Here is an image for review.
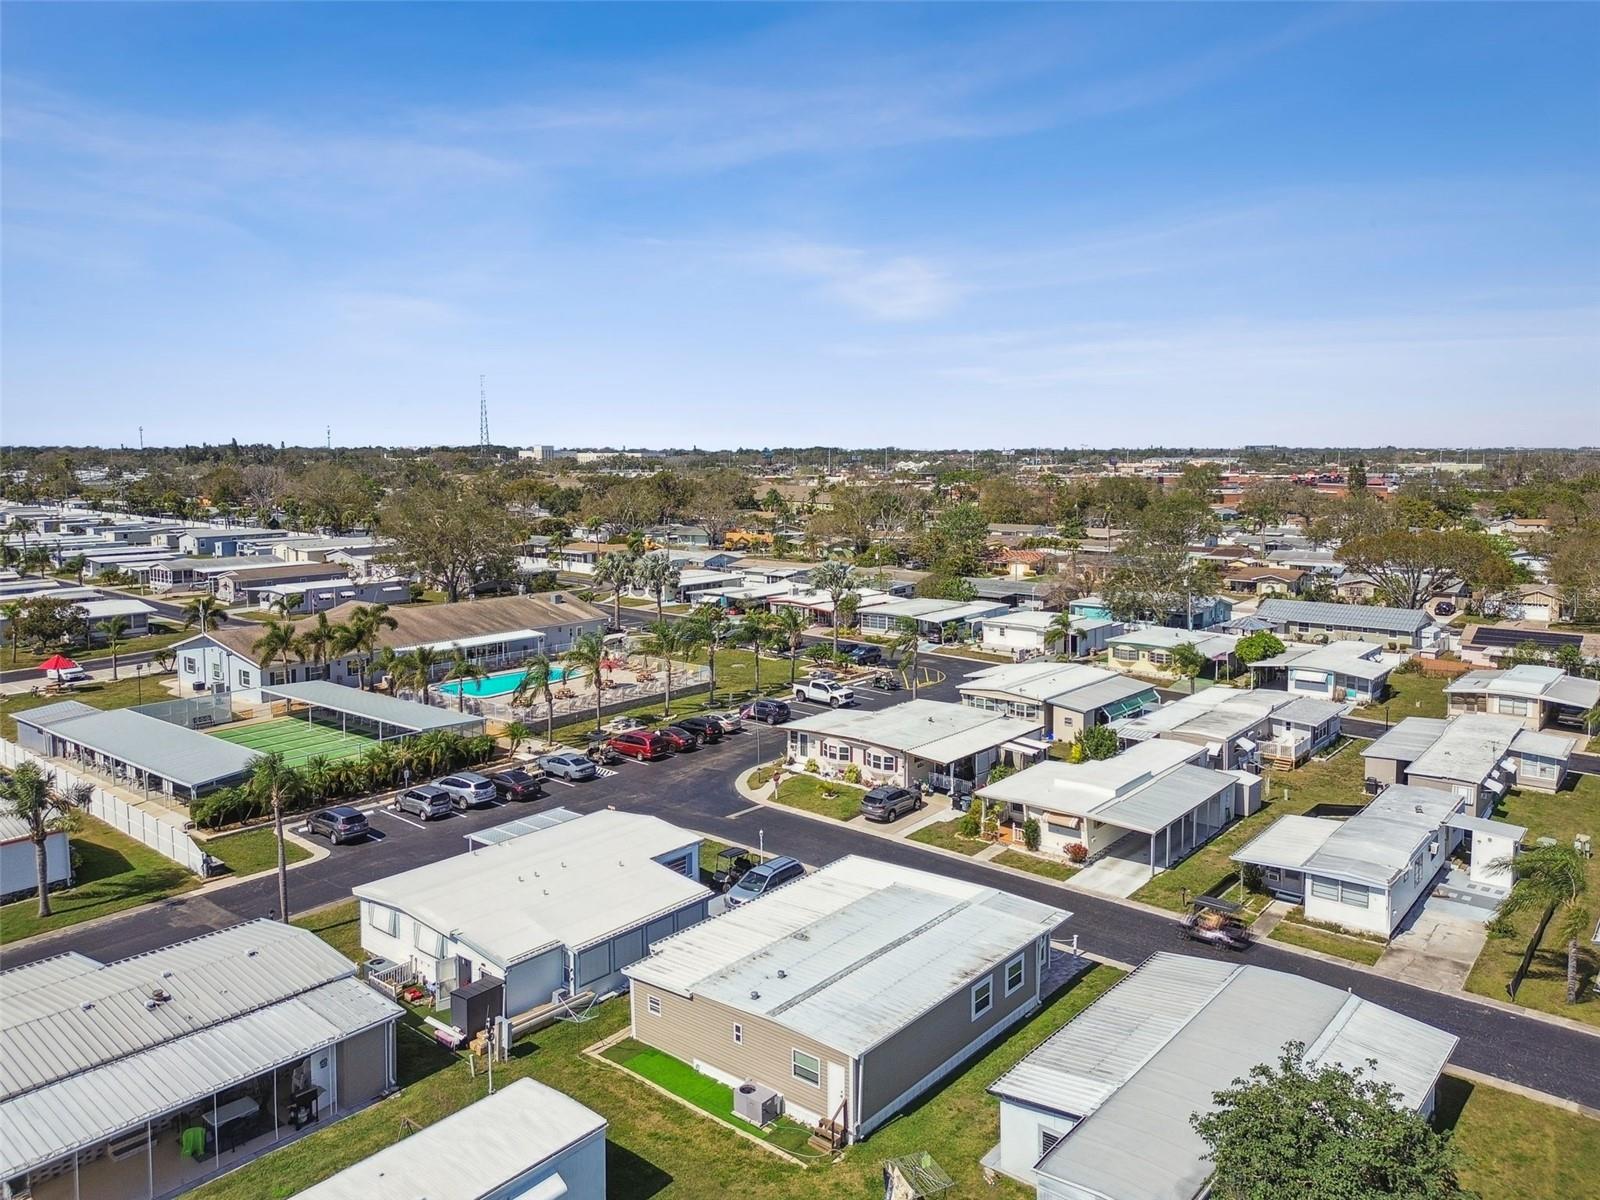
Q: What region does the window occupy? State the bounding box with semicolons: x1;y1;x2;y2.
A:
1040;1129;1062;1159
865;750;897;772
1147;651;1172;667
239;670;252;688
971;977;994;1020
822;742;852;763
792;1049;821;1087
1046;817;1082;838
1037;937;1049;973
414;924;445;959
1005;953;1025;996
733;1023;743;1044
1339;882;1369;909
183;656;196;674
1310;878;1339;902
1112;645;1139;662
647;995;661;1016
1498;696;1530;717
366;903;397;936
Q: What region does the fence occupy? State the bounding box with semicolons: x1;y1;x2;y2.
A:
465;666;711;728
132;692;236;730
0;738;209;875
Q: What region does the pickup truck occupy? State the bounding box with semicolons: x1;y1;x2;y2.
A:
793;678;856;707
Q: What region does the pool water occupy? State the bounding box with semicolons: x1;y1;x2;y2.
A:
438;665;569;699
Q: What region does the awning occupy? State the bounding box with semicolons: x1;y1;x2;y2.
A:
1205;741;1223;757
1003;737;1050;755
1484;778;1507;796
1101;695;1149;720
1235;737;1257;753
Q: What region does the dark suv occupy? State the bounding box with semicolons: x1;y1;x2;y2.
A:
845;643;883;666
674;715;724;743
860;785;921;823
740;698;792;726
726;856;805;907
306;806;370;844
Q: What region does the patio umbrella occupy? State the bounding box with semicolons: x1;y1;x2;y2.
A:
38;654;79;674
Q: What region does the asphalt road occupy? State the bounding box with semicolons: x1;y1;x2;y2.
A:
5;651;1597;1109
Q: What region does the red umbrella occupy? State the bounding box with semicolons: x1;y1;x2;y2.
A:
38;654;79;673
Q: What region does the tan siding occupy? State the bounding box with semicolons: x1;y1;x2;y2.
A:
630;984;843;1121
1366;756;1404;786
858;938;1043;1123
336;1024;390;1108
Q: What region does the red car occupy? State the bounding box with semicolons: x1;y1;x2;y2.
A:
655;725;700;752
608;730;671;761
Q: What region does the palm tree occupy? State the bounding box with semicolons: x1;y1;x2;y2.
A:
564;631;609;732
246;753;307;922
63;554;88;586
687;604;728;705
739;611;774;699
1048;610;1077;659
443;648;485;711
0;761;87;918
632;551;682;621
890;617;921;697
297;612;338;672
252;618;304;684
180;595;227;632
512;654;559;744
809;560;857;655
10;517;36;563
501;720;532;756
593;552;634;629
95;615;131;681
334;602;399;688
641;620;687;717
370;645;402;692
22;546;52;578
1493;844;1592;1004
397;646;443;702
263;594;299;619
771;605;808;685
362;742;400;790
1;599;24;664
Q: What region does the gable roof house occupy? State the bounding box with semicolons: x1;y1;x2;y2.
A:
0;921;403;1200
168;592;607;698
624;856;1069;1142
987;952;1457;1196
354;810;711;1015
1253;598;1436;649
959;661;1158;742
1445;664;1600;736
1364;712;1574;798
1105;627;1241;683
1245;637;1400;704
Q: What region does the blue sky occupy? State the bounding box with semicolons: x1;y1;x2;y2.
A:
3;3;1596;449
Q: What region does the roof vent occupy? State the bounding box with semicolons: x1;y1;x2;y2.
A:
749;990;760;1000
80;1001;95;1013
552;593;565;603
161;970;174;979
247;949;258;958
794;931;809;941
1414;805;1424;814
776;969;787;979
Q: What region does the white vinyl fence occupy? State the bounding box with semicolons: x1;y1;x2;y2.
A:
0;738;209;875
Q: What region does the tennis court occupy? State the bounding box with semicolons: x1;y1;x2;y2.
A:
209;716;379;767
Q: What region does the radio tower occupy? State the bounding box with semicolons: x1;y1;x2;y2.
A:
478;375;491;457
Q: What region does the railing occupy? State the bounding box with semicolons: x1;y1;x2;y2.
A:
363;958;419;997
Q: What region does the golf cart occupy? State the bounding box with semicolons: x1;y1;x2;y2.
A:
870;670;902;691
585;740;622;766
710;846;757;892
1178;895;1254;951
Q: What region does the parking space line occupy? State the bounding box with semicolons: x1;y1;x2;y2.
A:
545;777;577;788
376;809;426;830
727;804;763;818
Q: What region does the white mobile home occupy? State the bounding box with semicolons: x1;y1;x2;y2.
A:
0;813;72;903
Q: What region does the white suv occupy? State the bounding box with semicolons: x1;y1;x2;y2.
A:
793;679;856;707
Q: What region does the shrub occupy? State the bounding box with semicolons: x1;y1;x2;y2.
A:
804;758;820;774
987;762;1016;784
1076;725;1119;761
1066;842;1088;864
1023;817;1041;851
1241;863;1265;894
1393;655;1422;675
959;806;982;838
842;764;863;785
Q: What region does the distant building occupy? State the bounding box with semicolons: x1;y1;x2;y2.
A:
518;445;558;461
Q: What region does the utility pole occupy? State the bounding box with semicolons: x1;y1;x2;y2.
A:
326;425;331;451
138;426;144;451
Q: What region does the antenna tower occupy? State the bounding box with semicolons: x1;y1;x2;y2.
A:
479;375;490;455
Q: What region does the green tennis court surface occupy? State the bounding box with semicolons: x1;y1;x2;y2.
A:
210;717;378;766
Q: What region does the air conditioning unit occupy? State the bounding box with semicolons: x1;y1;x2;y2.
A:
733;1080;783;1127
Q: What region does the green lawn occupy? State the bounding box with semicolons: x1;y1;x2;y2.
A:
1131;746;1368;912
1465;773;1600;1028
0;670;176;740
1353;670;1450;719
0;815;200;944
191;896;1126;1200
909;817;990;856
770;774;865;821
8;622;192;668
1439;1074;1600;1200
602;1039;817;1158
1269;918;1386;966
992;848;1077;880
204;827;311;877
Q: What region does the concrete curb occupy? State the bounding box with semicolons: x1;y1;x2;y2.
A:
1442;1065;1600;1121
728;767;1600;1043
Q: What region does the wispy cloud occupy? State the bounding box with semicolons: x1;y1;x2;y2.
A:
747;241;961;321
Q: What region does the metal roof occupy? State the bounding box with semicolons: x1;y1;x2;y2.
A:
1056;675;1160;715
1271;696;1347;727
464;806;585;849
10;699;97;727
1250;640;1396;680
1231;814;1340;872
258;680;483;733
1;977;397;1178
626;856;1068;1057
354;810;710;965
1255;598;1431;635
1301;785;1466;888
1018;954;1456;1200
1549;675;1600;709
1444;814;1528;839
1106;627;1239;657
1362;716;1450;763
959;662;1112;703
14;707;259;790
1405;714;1522;785
295;1077;605;1200
1510;729;1575;760
976;741;1217;826
787;699;1040;763
1093;765;1238;835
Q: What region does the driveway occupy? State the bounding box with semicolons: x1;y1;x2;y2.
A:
1376;882;1493;991
1065;832;1152;899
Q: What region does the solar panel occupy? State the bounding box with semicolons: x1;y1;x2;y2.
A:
1469;626;1582;651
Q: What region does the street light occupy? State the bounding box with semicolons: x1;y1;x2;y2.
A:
134;663;145;704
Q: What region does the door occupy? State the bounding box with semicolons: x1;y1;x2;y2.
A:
825;1060;849;1129
309;1049;334;1114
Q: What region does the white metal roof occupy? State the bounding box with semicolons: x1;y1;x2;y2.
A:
258;679;482;733
294;1077;606;1200
959;661;1113;703
1271;696;1347;727
1255;598;1431;635
1404;714;1522;785
1092;765;1238;835
1013;954;1456;1200
625;856;1067;1057
978;740;1205;821
1362;716;1450;763
1302;785;1466;888
1231;813;1341;873
1107;626;1239;657
1445;665;1600;711
1444;814;1528;839
13;706;260;789
354;810;709;966
1250;639;1397;680
1510;728;1575;760
787;699;1040;763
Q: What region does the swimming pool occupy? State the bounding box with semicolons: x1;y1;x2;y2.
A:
437;664;569;699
